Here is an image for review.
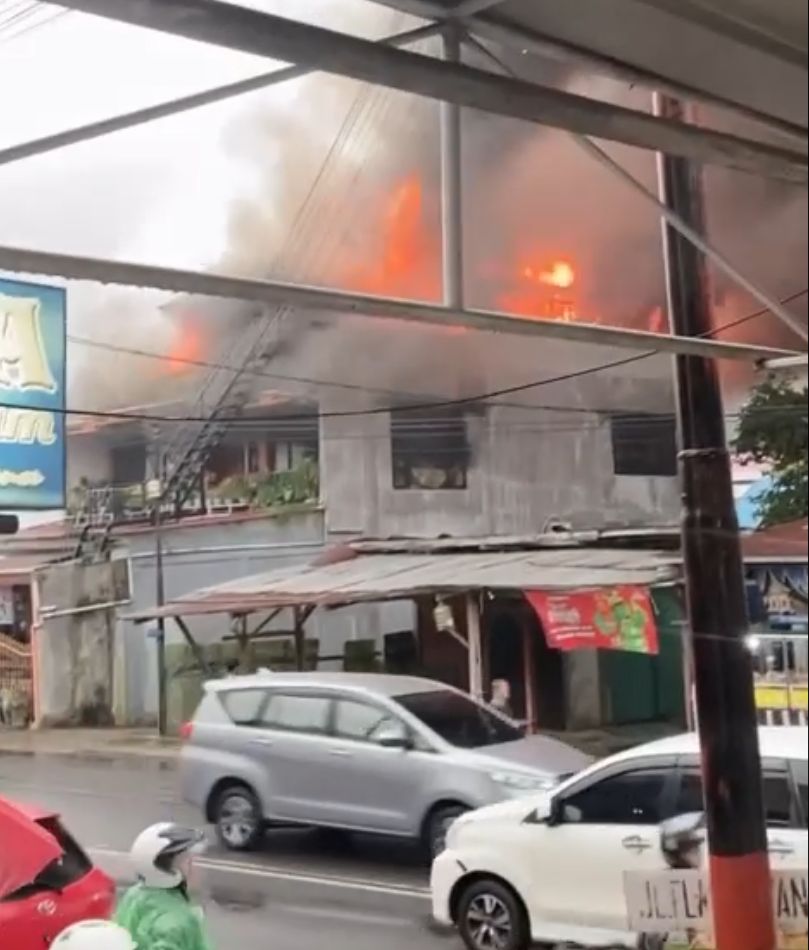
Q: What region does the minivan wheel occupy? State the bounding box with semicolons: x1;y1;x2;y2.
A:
426;804;468;859
457;879;529;950
214;785;263;851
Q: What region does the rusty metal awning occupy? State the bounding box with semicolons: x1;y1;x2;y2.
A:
127;547;680;623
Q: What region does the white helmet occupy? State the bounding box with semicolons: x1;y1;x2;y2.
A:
52;920;136;949
130;822;205;888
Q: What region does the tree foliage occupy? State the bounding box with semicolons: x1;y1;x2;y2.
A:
734;377;808;526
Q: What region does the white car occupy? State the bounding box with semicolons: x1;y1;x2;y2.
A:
431;727;808;949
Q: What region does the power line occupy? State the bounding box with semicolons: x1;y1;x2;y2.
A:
5;395;806;434
0;0;67;40
59;288;809;426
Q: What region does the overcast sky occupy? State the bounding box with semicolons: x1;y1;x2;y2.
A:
0;0;393;525
0;1;399;265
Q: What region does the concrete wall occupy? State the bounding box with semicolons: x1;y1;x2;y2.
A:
34;558;120;727
320;370;681;539
114;510;416;725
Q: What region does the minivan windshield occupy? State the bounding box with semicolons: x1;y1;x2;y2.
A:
395;689;522;748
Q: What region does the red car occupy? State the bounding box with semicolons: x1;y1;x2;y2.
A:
0;797;115;947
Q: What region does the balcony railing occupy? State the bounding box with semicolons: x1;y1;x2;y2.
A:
70;460;320;527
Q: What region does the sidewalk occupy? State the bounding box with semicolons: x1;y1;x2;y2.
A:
0;720;677;766
0;727;179;766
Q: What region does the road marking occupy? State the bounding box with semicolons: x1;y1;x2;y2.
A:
90;848;430;901
281;904;412;928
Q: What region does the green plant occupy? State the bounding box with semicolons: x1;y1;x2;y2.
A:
734;378;808;526
209;460;319;509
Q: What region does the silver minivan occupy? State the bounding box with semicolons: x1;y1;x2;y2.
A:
180;672;591;857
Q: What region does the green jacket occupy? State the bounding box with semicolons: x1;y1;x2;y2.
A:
115;883;213;950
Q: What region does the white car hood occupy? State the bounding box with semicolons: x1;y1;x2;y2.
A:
454;792;551;829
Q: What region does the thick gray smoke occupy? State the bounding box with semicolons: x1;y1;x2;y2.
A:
204;55;807;413
66;0;807;414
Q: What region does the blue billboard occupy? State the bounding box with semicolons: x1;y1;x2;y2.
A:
0;278;66;510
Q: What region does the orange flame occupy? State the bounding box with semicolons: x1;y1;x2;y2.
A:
539;260;576;290
167;322;204;374
500;255;581;322
344;175;440;300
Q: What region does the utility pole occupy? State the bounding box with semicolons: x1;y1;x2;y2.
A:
154;501;168;737
655;94;776;950
149;439;168;737
441;23;464;311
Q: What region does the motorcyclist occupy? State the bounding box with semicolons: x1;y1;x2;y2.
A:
115;822;213;950
52;919;137;948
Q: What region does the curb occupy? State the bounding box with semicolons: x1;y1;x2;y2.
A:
0;745;179;769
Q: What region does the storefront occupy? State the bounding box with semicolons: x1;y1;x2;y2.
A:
129;534;687;735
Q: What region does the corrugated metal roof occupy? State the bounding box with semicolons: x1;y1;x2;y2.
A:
742;518;808;562
127;547;679;622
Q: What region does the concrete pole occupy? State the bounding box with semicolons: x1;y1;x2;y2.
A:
441;25;465;310
655;93;775;950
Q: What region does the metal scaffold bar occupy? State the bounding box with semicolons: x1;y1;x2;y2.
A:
49;0;809;182
0;23;443;169
0;243;800;362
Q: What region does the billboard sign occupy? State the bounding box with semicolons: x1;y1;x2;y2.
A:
0;278;66;510
526;586;660;655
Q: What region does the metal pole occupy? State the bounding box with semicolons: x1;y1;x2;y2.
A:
0;244;796;363
0;23;442;170
441;25;465;310
462;33;809;342
151;439;169;737
154;502;168;737
466;593;484;700
47;0;809;183
655;94;776;950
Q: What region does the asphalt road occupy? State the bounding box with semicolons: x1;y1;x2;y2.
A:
0;753;447;950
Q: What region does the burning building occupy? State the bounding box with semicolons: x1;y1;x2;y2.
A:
54;24;806;734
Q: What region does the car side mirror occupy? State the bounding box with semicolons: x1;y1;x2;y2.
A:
546;796;565;826
660;812;705;870
526;795;560;825
376;724;412;750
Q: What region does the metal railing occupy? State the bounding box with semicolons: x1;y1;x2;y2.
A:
749;632;808;726
0;633;33;728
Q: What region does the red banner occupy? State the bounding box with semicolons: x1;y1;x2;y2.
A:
525;586;659;655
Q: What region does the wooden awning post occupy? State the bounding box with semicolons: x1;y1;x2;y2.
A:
175;615;213;678
466;593;484;700
293;606;315;672
521;612;538;733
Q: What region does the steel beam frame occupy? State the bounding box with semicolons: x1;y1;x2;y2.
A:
441;25;465;309
634;0;807;69
0;243;798;362
50;0;808;181
0;22;443;169
372;0;807;137
464;33;809;342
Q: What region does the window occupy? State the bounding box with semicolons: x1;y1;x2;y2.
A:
261;693;330;734
610;413;677;477
763;774;794;827
674;771;705;816
3;819;91;902
220;689;267;727
395;689;522;749
334;699;400;744
246;442;261;474
676;766;797;828
562;768;668;825
791;760;807;827
390;406;471;490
